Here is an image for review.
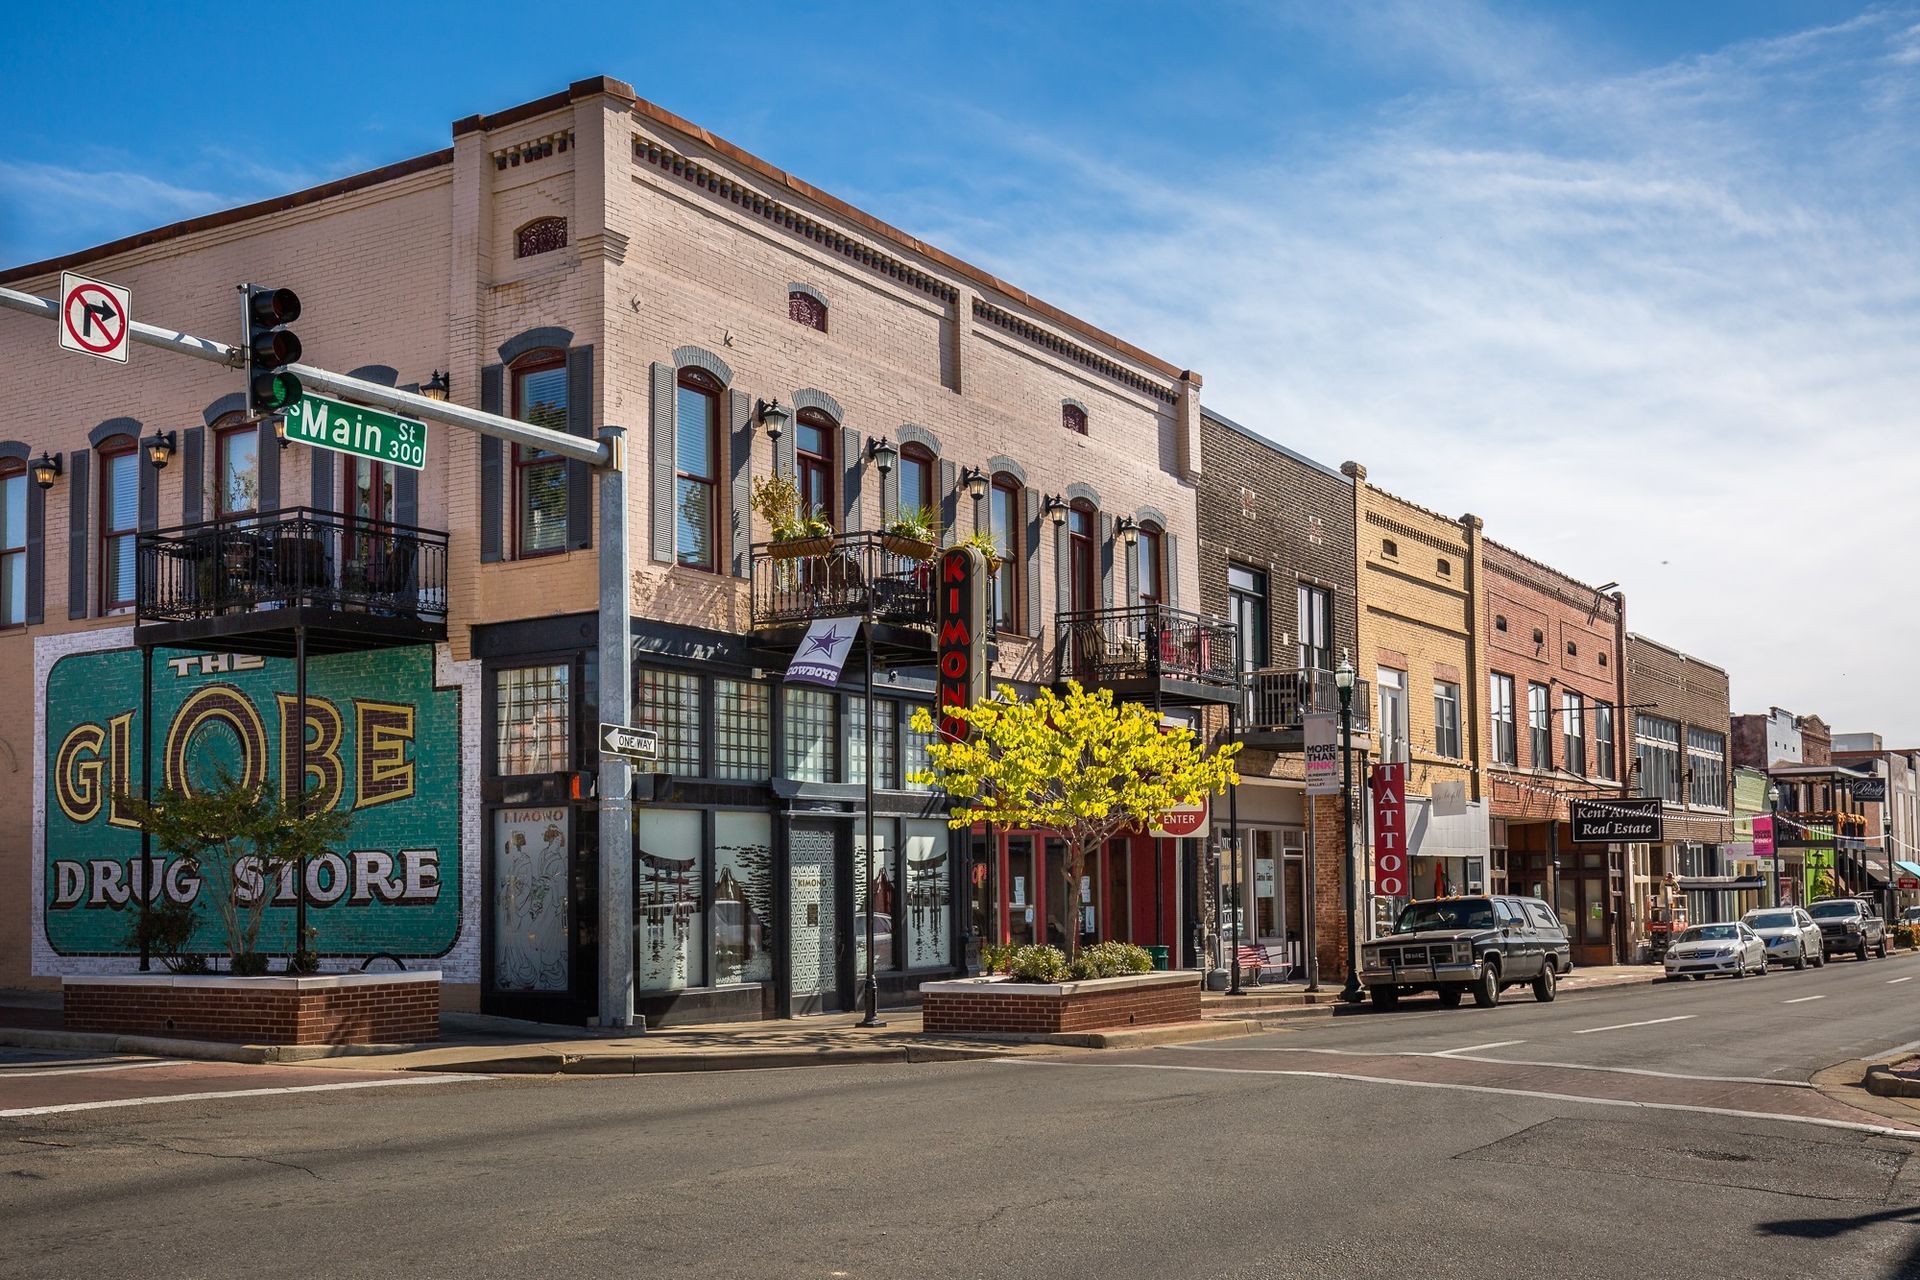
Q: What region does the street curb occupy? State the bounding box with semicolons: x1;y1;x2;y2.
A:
0;1025;423;1066
1864;1064;1920;1100
406;1043;1012;1075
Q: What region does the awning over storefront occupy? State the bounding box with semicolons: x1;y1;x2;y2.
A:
1676;875;1767;892
1898;861;1920;881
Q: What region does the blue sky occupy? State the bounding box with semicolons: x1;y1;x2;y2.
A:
5;1;1918;741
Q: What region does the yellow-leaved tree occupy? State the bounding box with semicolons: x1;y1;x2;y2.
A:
909;680;1241;959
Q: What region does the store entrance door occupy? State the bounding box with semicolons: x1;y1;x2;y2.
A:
789;819;841;1014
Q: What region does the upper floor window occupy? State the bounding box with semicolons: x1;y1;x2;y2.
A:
1494;614;1508;633
990;476;1023;633
511;352;569;557
1381;538;1398;559
496;663;570;775
1137;521;1164;607
1688;727;1727;810
98;434;138;612
1297;583;1332;672
1377;668;1408;764
515;216;567;259
1490;673;1516;765
1528;682;1551;770
1437;558;1451;577
898;444;934;522
788;289;828;333
1062;402;1088;435
1228;564;1268;673
1068;500;1097;614
213;418;259;519
1563;691;1586;775
1637;714;1682;804
1433;681;1462;758
1595;702;1616;780
795;409;836;527
674;369;722;571
0;459;24;626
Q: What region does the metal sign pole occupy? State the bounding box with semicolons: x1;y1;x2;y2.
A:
596;427;633;1030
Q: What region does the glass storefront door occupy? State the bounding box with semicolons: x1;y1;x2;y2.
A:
789;820;839;1013
1007;836;1036;945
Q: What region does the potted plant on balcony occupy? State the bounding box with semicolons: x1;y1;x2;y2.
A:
881;505;940;561
752;475;834;560
956;529;1003;576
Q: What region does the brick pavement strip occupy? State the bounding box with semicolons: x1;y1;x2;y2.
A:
0;1060;447;1115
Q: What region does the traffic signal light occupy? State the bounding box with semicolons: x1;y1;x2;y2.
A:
243;285;303;416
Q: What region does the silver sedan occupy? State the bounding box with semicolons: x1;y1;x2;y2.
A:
1741;907;1825;971
1663;922;1767;980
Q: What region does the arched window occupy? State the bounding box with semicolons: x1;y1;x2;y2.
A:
0;455;25;626
510;350;569;557
897;444;935;521
515;216;568;259
212;413;259;519
675;368;722;571
1136;520;1165;607
795;408;836;527
97;433;139;611
788;289;828;333
1062;402;1088;435
1068;499;1097;614
990;475;1023;632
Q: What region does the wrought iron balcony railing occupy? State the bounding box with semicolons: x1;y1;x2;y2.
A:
748;531;937;634
1052;605;1238;690
137;507;449;625
1242;665;1372;734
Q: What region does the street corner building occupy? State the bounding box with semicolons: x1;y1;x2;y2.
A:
0;76;1220;1025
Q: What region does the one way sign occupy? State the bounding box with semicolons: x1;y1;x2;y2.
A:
599;722;659;762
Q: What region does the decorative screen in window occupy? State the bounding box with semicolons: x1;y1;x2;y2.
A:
714;679;772;780
496;664;570;775
1062;402;1088;434
515;216;568;259
788;290;827;332
635;668;702;776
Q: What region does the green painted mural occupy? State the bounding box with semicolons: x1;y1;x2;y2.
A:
43;646;461;958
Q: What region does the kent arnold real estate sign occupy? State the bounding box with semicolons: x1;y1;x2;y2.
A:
1568;797;1665;844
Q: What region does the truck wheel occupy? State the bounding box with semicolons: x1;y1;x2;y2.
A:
1878;938;1889;958
1370;988;1399;1011
1472;961;1501;1007
1436;988;1463;1008
1532;965;1556;1003
1858;942;1870;962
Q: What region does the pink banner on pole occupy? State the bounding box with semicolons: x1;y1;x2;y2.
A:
1752;814;1775;860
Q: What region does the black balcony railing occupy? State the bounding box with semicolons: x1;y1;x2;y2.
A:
1052;605;1238;691
1243;666;1372;734
749;531;936;635
137;507;449;625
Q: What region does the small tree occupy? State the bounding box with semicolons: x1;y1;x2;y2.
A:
117;775;354;975
909;681;1241;959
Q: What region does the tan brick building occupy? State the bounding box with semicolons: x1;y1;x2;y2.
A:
0;77;1222;1023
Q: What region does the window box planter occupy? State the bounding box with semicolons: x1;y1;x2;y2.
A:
767;536;832;560
918;970;1200;1036
880;534;937;561
62;972;440;1046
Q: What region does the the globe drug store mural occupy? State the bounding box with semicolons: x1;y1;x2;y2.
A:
42;645;463;962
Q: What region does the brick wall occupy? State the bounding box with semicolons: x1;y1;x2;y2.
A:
921;977;1201;1034
1731;714;1770;771
63;975;439;1045
1624;633;1733;843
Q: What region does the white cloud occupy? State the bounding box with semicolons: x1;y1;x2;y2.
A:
906;3;1920;741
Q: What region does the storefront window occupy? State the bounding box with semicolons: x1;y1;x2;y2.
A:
902;703;934;790
491;807;571;992
846;695;898;786
903;819;950;968
854;825;896;973
713;811;774;985
713;679;772;780
636;808;705;990
1007;836;1036;945
784;687;837;781
495;664;569;775
635;668;702;776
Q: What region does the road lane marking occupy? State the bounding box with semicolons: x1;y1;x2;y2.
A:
1782;995;1826;1004
995;1059;1920;1139
1573;1015;1696;1035
1434;1041;1524;1056
1169;1044;1813;1087
0;1059;183;1078
0;1073;487;1118
1890;977;1914;985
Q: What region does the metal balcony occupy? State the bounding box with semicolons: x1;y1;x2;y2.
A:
1240;666;1373;749
747;531;937;665
1051;605;1240;708
135;507;449;657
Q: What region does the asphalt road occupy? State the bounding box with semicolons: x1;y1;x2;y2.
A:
2;956;1917;1280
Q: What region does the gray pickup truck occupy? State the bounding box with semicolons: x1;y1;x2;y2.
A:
1359;895;1571;1010
1809;897;1887;961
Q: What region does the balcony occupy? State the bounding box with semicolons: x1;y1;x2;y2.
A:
1240;666;1373;750
136;507;449;657
1051;605;1240;708
747;531;936;665
1775;810;1871;849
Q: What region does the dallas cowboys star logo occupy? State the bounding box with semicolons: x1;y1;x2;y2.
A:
804;625;849;657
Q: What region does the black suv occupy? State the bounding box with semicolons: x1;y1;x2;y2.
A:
1359;896;1572;1010
1809;897;1887;961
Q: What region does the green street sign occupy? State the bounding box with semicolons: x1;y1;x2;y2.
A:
284;392;428;472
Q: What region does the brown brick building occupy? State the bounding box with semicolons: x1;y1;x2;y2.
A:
1194;409;1359;981
1481;541;1629;964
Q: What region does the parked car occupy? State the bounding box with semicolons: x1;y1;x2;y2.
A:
1901;906;1920;928
1809;897;1887;961
1740;907;1825;971
1358;895;1569;1011
1663;922;1767;980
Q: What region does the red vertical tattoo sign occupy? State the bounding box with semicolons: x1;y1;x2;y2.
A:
1371;761;1408;898
937;546;989;741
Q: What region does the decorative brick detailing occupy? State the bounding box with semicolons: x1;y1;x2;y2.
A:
973;299;1177;403
920;972;1200;1035
63;973;440;1046
492;130;573;170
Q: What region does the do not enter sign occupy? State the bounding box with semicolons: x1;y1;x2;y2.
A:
1151;799;1210;840
58;272;131;364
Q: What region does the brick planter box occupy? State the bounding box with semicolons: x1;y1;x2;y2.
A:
919;971;1201;1036
63;972;440;1046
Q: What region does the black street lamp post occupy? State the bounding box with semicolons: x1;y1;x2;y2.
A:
1335;659;1365;1004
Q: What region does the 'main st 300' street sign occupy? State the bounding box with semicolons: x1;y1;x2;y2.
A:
284;393;428;472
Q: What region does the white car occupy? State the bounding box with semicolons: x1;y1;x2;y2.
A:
1663;922;1767;981
1741;907;1826;971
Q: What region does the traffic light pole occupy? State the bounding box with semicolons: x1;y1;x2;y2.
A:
0;282;633;1029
